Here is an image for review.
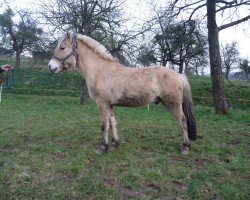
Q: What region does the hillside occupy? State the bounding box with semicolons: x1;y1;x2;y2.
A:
1;67;249;109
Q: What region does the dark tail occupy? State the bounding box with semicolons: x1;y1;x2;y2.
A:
181;76;197;141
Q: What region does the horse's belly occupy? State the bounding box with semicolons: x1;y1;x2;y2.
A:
113;91;152;107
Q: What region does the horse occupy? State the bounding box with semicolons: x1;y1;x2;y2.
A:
48;32;197;155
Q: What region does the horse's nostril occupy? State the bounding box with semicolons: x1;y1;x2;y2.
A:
48;64;54;73
48;65;57;73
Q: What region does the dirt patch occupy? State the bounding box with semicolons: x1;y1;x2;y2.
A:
106;179;148;198
242;172;250;179
228;140;243;145
168;155;189;162
171;180;187;191
53;153;67;161
117;185;142;198
0;161;4;172
219;158;230;164
144;182;161;191
58;141;73;148
194;157;209;165
0;147;19;154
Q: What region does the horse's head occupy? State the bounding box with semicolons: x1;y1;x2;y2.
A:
48;32;78;73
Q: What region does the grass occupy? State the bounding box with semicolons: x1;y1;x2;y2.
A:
189;75;250;109
1;68;249;109
0;93;249;199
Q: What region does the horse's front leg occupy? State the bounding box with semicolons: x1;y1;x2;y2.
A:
109;106;120;148
96;101;111;153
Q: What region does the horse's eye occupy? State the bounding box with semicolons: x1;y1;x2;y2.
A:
60;46;65;50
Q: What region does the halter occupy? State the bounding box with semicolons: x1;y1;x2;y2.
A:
52;33;78;68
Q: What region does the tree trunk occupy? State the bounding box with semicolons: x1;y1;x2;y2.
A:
79;13;92;106
224;63;231;79
225;67;230;79
195;64;199;75
15;49;21;68
80;78;89;105
179;60;184;74
162;60;167;67
206;0;228;114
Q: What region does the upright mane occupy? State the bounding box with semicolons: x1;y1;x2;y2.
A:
77;34;118;63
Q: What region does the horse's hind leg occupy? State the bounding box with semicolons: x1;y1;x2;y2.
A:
168;103;191;155
109;107;120;148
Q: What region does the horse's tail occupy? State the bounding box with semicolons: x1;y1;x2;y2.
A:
181;75;197;141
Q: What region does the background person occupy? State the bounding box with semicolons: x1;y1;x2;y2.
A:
0;64;12;73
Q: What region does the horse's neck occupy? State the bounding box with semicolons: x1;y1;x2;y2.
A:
77;42;105;82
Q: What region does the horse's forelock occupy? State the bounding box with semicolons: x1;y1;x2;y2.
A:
55;36;64;50
56;34;72;50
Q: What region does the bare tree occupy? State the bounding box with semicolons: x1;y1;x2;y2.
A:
187;55;209;76
137;43;157;66
0;8;43;68
171;0;250;114
239;58;250;82
153;18;207;73
221;41;239;79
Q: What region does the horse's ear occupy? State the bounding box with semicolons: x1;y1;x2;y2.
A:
66;32;71;39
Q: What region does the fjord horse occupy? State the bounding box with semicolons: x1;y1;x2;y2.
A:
48;33;197;155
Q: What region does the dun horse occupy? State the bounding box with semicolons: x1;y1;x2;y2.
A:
48;33;197;155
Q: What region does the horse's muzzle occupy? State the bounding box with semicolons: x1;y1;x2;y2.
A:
48;64;58;74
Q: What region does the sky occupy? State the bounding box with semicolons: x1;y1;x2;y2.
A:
125;0;250;59
1;0;250;59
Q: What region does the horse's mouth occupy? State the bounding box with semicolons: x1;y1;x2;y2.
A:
49;66;60;74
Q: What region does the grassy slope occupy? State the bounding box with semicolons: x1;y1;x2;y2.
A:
0;94;249;199
189;75;250;109
0;65;249;198
1;68;249;109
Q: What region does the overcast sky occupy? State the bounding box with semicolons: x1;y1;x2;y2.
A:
1;0;250;58
125;0;250;58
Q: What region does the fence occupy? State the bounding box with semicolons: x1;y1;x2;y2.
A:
0;59;249;109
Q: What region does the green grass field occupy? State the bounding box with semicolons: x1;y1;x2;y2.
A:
0;92;249;199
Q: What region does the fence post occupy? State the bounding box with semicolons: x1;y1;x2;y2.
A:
0;86;2;103
6;68;14;88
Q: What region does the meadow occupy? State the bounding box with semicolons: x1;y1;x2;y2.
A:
0;68;249;199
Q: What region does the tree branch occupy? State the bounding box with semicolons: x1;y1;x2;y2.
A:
218;15;250;31
216;1;250;13
215;0;237;4
188;3;206;20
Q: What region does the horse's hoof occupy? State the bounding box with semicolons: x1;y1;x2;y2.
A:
181;143;191;155
94;144;109;154
111;138;120;148
181;148;190;155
